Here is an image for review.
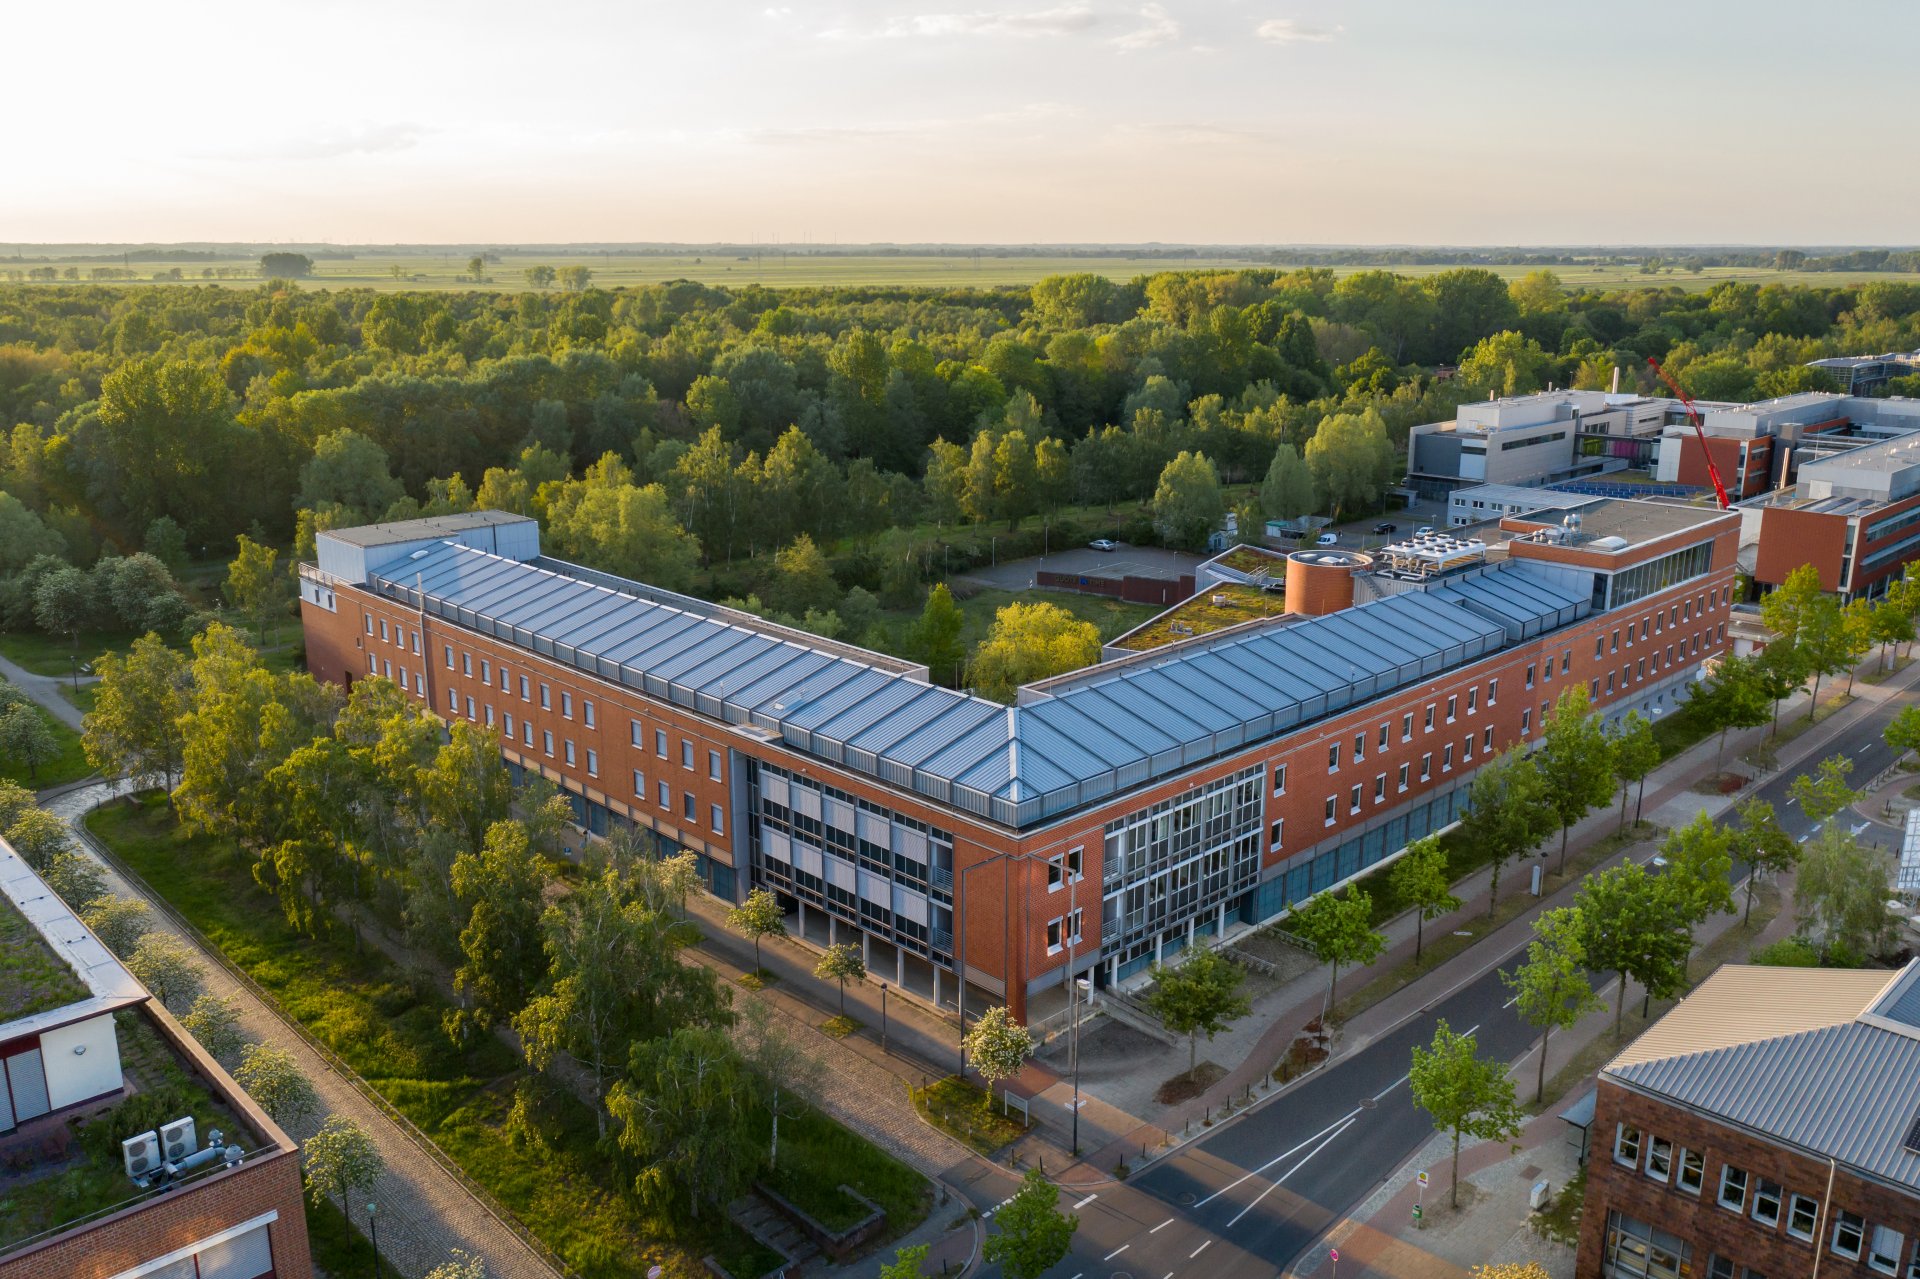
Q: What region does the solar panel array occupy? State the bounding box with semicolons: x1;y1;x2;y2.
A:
370;543;1590;828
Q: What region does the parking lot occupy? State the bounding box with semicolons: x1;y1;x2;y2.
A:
960;542;1206;591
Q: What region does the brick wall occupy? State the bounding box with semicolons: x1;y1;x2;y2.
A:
1577;1079;1920;1279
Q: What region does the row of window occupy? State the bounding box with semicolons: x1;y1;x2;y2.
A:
624;766;726;836
1617;1122;1912;1273
1323;682;1501;773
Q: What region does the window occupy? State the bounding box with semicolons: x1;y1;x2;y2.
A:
1349;784;1361;814
539;683;551;710
1833;1210;1866;1260
1324;796;1337;825
1614;1124;1642;1168
398;664;408;688
1752;1178;1782;1225
444;643;454;669
1526;663;1536;689
464;695;475;720
1378;724;1389;751
414;671;424;695
380;619;390;642
1590;678;1600;699
710;804;724;835
1483;726;1494;752
1488;678;1498;704
1048;848;1084;889
564;740;576;766
1676;1148;1704;1195
1463;733;1474;762
631;719;643;747
1353;731;1365;760
1398;763;1409;791
484;704;495;727
1467;687;1478;714
1373;774;1385;802
1521;708;1532;734
1442;744;1454;771
505;712;515;736
499;665;509;691
658;780;670;809
1646;1136;1672;1182
383;659;393;680
520;675;530;701
481;659;490;683
1606;672;1615;694
447;687;458;713
1273;763;1288;795
1402;713;1413;741
368;653;377;674
1718;1165;1748;1211
584;700;595;729
543;730;554;757
1328;742;1341;771
1595;636;1605;659
1868;1225;1903;1274
1446;695;1457;722
682;792;695;821
561;691;573;719
633;769;645;796
1048;912;1083;952
365;615;373;635
1611;629;1620;654
1424;704;1435;731
522;722;533;747
1562;651;1571;674
462;652;472;676
681;740;694;770
1270;819;1284;849
586;749;598;777
1787;1193;1819;1241
412;630;421;655
1707;1258;1735;1279
655;729;666;757
1421;752;1432;781
708;750;722;781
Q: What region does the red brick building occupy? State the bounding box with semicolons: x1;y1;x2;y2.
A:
1579;963;1920;1279
299;501;1738;1023
0;838;311;1279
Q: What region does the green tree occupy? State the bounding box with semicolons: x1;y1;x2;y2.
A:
813;941;866;1017
1503;907;1601;1102
6;805;70;870
961;1004;1035;1103
1657;812;1736;945
542;459;701;591
1536;685;1615;872
1695;655;1771;769
734;995;822;1170
224;535;283;645
297;428;405;522
982;1166;1079;1279
1143;946;1252;1078
423;1250;490;1279
179;994;244;1064
1886;704;1920;761
1390;835;1459;961
524;264;556;289
909;583;966;684
879;1243;931;1279
1733;797;1799;926
92;356;238;541
445;820;549;1043
84;635;192;791
1303;408;1395;522
1789;753;1859;822
142;516;190;572
303;1116;385;1244
969;601;1101;702
728;887;786;976
1575;863;1690;1036
81;895;152;957
1609;711;1659;830
1150;450;1225;550
465;255;485;282
1797;828;1896;960
42;849;107;909
0;492;64;573
766;533;838;619
1288;885;1387;1009
0;704;58;783
260;252;313;279
33;565;93;680
235;1043;319;1126
608;1026;762;1219
1409;1019;1524;1209
1754;639;1805;736
1458;746;1550;917
558;265;592;291
127;932;204;1012
1258;442;1317;523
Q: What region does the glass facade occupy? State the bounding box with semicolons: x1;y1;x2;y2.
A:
1243;779;1470;926
749;762;957;965
1603;1209;1691;1279
1100;765;1264;977
1605;543;1713;610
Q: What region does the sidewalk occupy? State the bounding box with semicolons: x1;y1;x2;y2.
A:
0;650;93;731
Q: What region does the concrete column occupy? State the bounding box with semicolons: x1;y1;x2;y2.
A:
861;931;871;968
1154;935;1164;965
797;900;807;938
933;967;943;1009
829;915;837;945
1218;903;1227;936
896;947;905;985
1187;919;1195;949
1108;955;1118;985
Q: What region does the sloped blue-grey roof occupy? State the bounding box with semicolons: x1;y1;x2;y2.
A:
367;543;1586;828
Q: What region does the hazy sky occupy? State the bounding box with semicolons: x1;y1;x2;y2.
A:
10;0;1917;246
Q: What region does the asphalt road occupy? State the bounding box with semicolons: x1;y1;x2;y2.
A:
966;670;1914;1278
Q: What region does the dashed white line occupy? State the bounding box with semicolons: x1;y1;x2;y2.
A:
1074;1193;1098;1209
1372;1070;1411;1102
1226;1115;1357;1228
1191;1240;1213;1258
1104;1245;1129;1261
1150;1218;1174;1232
1501;994;1520;1009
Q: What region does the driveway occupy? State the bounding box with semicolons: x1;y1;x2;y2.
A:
962;543;1206;591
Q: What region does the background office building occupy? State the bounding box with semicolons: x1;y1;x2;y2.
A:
1404;389;1675;500
301;500;1737;1022
1581;962;1920;1279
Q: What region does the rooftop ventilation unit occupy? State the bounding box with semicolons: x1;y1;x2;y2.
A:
1904;1112;1920;1156
160;1116;196;1162
123;1130;161;1181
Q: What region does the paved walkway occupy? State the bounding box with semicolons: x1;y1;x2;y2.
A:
53;782;563;1279
0;651;92;731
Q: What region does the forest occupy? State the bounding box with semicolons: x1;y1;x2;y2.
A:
3;267;1920;672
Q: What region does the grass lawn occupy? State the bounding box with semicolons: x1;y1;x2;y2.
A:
0;629;145;677
910;1076;1029;1156
60;684;97;717
86;794;921;1277
0;704;92;790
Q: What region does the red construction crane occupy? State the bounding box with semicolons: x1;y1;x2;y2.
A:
1646;356;1731;510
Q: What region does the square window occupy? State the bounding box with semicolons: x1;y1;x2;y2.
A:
710;804;724;835
1834;1210;1865;1260
1787;1193;1819;1241
1614;1124;1641;1168
1676;1148;1704;1194
1868;1224;1903;1274
1646;1136;1672;1182
1718;1165;1748;1212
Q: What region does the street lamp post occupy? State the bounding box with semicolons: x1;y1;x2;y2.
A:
880;982;889;1053
366;1202;379;1279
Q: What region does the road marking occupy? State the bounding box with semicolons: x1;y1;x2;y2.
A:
1853;821;1872;836
1786;795;1798;806
1074;1193;1097;1209
1463;1022;1482;1037
1799;833;1811;843
1192;1240;1213;1258
1104;1245;1129;1261
1372;1070;1411;1102
1150;1218;1174;1232
1501;994;1520;1009
1226;1116;1357;1228
1195;1108;1361;1206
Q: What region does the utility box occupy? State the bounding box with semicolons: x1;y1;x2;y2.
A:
1530;1179;1551;1211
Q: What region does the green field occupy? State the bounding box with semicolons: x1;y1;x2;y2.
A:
8;251;1912;294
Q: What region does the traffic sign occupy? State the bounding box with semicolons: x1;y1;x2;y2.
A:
1330;1249;1339;1262
1417;1171;1429;1187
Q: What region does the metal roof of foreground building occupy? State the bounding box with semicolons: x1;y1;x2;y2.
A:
367;541;1589;829
1607;962;1920;1192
